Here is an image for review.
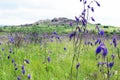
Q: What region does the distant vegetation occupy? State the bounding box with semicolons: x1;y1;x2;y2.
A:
0;17;120;35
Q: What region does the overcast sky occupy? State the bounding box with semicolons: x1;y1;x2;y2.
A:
0;0;120;27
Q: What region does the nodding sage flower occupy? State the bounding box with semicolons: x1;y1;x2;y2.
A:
53;31;57;35
111;54;115;60
24;59;30;64
28;74;31;79
69;21;73;26
96;45;101;55
75;16;79;24
112;37;117;47
102;48;108;57
21;65;24;70
91;17;95;22
64;47;66;50
91;7;94;12
81;18;87;26
69;31;76;40
109;62;114;69
96;43;108;57
22;69;25;75
80;0;82;2
47;57;51;63
95;39;101;45
56;36;60;40
9;36;14;43
99;43;108;57
76;63;80;69
84;0;87;4
95;39;99;45
82;10;85;16
87;5;90;8
2;48;4;51
99;30;104;36
95;1;100;7
97;62;103;67
12;59;14;63
17;76;21;80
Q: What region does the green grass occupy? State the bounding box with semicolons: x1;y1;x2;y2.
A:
0;24;120;80
0;35;120;80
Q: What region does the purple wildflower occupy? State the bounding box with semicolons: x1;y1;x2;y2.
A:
47;57;51;62
84;0;87;4
69;31;76;40
76;63;80;69
2;48;4;51
64;47;66;50
75;16;79;24
97;62;103;67
109;62;114;69
96;46;101;55
69;21;73;26
56;36;60;40
91;17;95;22
9;36;14;43
112;37;117;47
17;76;21;80
95;39;99;45
28;74;31;79
80;0;82;2
22;69;25;75
81;18;87;26
53;31;57;35
102;48;108;57
12;59;14;63
95;1;100;7
99;39;101;44
87;5;90;8
91;7;94;12
21;65;24;70
99;30;104;36
24;59;30;64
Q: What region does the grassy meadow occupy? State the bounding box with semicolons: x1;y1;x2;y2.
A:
0;24;120;80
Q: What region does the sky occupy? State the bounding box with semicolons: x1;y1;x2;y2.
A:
0;0;120;27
